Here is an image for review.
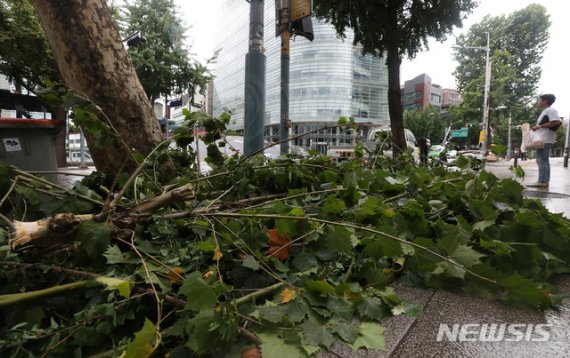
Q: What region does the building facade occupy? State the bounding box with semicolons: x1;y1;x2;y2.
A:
401;73;443;111
212;0;389;147
442;88;462;108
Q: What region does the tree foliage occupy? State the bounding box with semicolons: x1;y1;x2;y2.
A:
118;0;212;104
314;0;477;155
1;114;570;356
0;0;59;90
404;105;446;144
453;4;551;135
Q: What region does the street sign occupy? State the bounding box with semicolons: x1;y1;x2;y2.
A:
450;127;469;138
291;0;312;22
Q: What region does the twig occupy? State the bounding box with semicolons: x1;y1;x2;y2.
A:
239;327;262;346
234;282;285;306
246;188;348;210
0;261;98;278
111;140;172;208
128;231;163;329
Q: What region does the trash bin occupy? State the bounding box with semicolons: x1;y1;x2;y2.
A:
0;118;65;183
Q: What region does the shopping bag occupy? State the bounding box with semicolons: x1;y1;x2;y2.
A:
520;123;544;152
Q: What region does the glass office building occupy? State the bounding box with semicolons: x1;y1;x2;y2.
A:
212;0;389;147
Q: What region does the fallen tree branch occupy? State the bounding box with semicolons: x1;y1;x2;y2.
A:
10;213;94;249
0;280;88;308
132;183;195;216
197;212;499;286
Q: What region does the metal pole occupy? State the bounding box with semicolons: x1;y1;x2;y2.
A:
280;5;290;155
481;32;491;159
244;0;266;156
507;110;512;158
560;116;570;168
79;127;86;168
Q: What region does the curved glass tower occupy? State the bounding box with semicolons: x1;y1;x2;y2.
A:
212;1;389;147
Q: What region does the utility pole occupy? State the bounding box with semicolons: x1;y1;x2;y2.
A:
453;32;491;159
507;109;512;158
481;32;492;159
275;0;314;155
560;116;570;168
243;0;266;156
279;2;291;155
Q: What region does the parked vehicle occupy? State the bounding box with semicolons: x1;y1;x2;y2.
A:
366;126;419;161
68;150;92;163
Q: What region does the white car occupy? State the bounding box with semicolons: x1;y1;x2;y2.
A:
367;127;420;161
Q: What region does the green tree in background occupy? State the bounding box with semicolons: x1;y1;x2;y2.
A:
118;0;212;105
0;0;59;90
314;0;477;156
404;105;446;144
453;3;550;146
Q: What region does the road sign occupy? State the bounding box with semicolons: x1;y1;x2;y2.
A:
450;127;469;138
291;0;312;22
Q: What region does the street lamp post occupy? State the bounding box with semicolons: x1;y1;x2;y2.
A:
496;105;512;158
453;32;491;158
507;110;512;158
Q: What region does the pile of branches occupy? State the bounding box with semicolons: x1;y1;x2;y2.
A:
1;114;570;357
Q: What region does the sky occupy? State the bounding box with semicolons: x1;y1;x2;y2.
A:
179;0;570;118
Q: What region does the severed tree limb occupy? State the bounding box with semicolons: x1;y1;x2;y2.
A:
0;280;89;308
10;213;94;249
131;183;195;216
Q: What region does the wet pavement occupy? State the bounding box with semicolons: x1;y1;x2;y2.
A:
57;165;95;188
485;157;570;219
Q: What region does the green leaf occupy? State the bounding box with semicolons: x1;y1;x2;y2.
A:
179;272;217;311
350;322;385;352
301;320;334;348
242;255;260;271
258;332;304;358
499;273;551;308
325;296;355;321
290;207;305;217
306;280;335;295
449;245;485;268
473;220;496;232
254;305;285;324
292;251;318;272
120;318;159;358
479;239;515;255
284;300;309;323
322;196;346;216
365;237;403;259
391;301;422;317
332;322;359;343
193;241;216;252
356;296;385;320
185;310;220;353
322;226;353;254
95;276;131;298
302;344;321;357
433;261;466;279
77;221;112;260
104;245;135;264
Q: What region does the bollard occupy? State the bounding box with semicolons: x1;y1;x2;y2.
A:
514;148;518;168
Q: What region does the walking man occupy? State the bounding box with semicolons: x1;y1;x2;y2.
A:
527;94;562;187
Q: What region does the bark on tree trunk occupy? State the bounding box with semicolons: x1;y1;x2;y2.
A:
386;43;406;157
30;0;172;178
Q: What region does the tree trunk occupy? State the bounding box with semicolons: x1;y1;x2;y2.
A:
386;42;406;157
30;0;171;178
